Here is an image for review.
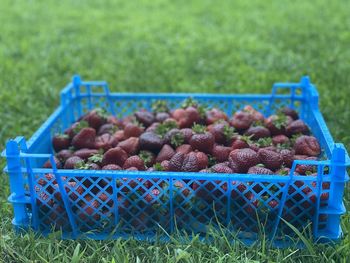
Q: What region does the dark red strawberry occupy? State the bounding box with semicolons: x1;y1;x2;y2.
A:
107;115;121;126
52;134;70;152
229;148;259;173
118;137;139;155
189;124;214;154
205;108;228;125
139;132;164;152
56;149;73;162
294;135;320;156
113;130;125;141
98;193;114;207
279;149;295;168
211;163;233;173
286;120;310;136
71;127;96;149
228;158;241;173
268;200;279;209
172;106;201;128
74;148;99;160
180;128;194;143
194;151;209;170
156;144;175;163
124;122;144;138
84;108;108;130
247;166;273;175
231;136;250;150
88;163;101;170
176;144;193;154
230;111;254;130
64;121;89;139
123;156;145;170
146;122;160;133
164;128;185;148
102;147;128;167
212;145;231;162
144;188;161;203
272;134;290;145
258;149;282;171
281;107;299;120
126;167;138;171
243;192;259;214
264;114;292;135
43;156;62;169
95;133;118;151
243;105;264;122
156;112;170;122
53;181;84;202
199;168;211;173
135;110;155;127
78;200;101;222
182;152;199;172
102;164;122;170
160;160;170;171
97;123;118;136
139;150;156;167
174;181;191;197
169;152;185;171
295;156;317;174
245;126;271;140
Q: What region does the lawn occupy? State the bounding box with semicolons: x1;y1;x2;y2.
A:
1;0;350;262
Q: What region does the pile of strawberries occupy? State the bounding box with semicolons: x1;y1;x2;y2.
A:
47;98;321;176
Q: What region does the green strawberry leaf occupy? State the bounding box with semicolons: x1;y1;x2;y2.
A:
73;120;89;134
170;132;185;147
155;121;178;137
256;137;272;147
153;163;164;171
151;100;169;113
192;123;206;134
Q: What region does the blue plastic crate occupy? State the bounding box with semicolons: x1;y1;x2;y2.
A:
2;75;349;247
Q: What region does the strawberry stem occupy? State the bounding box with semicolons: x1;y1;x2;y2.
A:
191;123;206;134
151;100;169;113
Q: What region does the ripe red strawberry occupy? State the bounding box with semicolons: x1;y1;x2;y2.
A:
113;130;125;141
38;173;57;187
56;149;73;162
247;166;273;175
245;126;271;140
88;163;101;170
286;120;310;136
268;200;279;209
74;148;99;160
52;134;70;152
174;181;191;197
228;158;241;173
294;156;317;174
98;123;118;136
98;193;114;207
172;106;201;128
211;163;233;173
243;105;264;122
43;156;62;169
230;111;254;130
194;151;208;170
205;108;228;125
264;114;292;135
84;108;108;130
164;128;185;148
176;144;193;154
124;122;144;138
53;181;84;202
169;152;185;171
135;110;155;127
231;137;250;150
126;167;138;171
160;160;170;171
182;152;199;172
71;127;96;149
145;122;160;133
78;200;101;222
102;164;122;170
243;192;259;214
294;135;321;156
118;137;139;155
139;150;156;167
156;112;170;122
229;148;259;173
102;147;128;167
156;144;175;163
212;145;231;162
144;188;161;203
281;107;299;120
272;134;290;145
95;133;118;151
190;124;214;154
180;128;194;143
279;149;295;168
258;149;282;170
123;156;145;170
139;132;164;152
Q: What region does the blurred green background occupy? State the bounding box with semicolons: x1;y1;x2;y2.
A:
0;0;349;262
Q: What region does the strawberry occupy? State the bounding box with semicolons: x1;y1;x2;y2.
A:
124;122;144;138
65;120;89;139
74;148;99;160
77;200;101;222
123;155;145;170
102;164;122;170
135;110;155;127
88;163;101;170
212;145;231;162
205;108;228;125
113;130;125;141
174;181;191;197
258;149;282;171
146;122;160;133
98;193;114;207
294;135;321;156
264;114;292;135
172;106;201;128
286;120;310;136
38;173;57;187
230;111;254;130
102;147;128;167
139;150;156;167
84;108;108;130
231;136;250;150
211;163;233;173
243;192;259;214
194;151;209;170
295;156;317;174
139;132;164;152
163;128;185;148
71;127;96;149
107;115;121;126
189;124;214;154
156;112;170;122
279;149;295;168
272;134;290;145
169;152;185;171
56;149;73;162
43;156;62;169
95;133;118;151
281;107;299;120
182;152;200;172
160;160;170;171
126;167;138;171
52;134;70;152
118;137;139;155
245;126;271;140
268;200;279;209
156;144;175;163
97;123;118;136
144;188;161;203
243;105;264;122
180;128;194;143
229;148;259;173
247;166;273;175
53;181;84;202
176;144;193;154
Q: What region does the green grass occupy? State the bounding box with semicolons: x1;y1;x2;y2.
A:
1;0;350;262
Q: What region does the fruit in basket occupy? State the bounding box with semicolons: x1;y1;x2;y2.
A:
43;156;62;169
189;124;214;153
95;133;118;151
245;126;271;140
84;108;108;130
135;110;155;127
74;148;99;160
139;132;164;152
258;148;283;171
72;127;96;149
124;122;144;138
52;134;70;152
123;156;145;170
294;135;321;156
205;108;228;125
118;137;139;155
286;119;310;136
64;156;84;169
102;147;128;167
156;144;175;163
229;148;259;173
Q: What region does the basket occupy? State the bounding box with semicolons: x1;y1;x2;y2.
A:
2;75;349;247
